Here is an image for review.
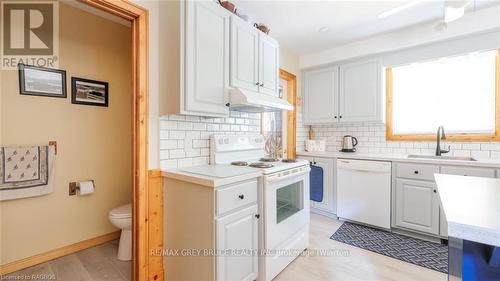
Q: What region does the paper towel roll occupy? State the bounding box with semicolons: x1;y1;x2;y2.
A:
78;181;94;195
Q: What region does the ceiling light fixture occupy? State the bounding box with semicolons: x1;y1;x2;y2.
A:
318;26;330;33
443;0;471;23
377;1;422;19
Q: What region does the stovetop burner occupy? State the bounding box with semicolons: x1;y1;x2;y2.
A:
231;161;249;166
282;158;297;163
249;162;274;168
259;157;280;162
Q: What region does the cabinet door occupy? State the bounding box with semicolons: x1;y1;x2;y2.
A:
258;33;279;97
339;59;382;123
395;179;439;235
230;16;259;92
440;166;496;178
185;1;230;116
439;205;448;237
216;204;258;281
311;158;336;214
303;67;339;124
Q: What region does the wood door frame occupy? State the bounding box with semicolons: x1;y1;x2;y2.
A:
280;69;297;158
77;1;149;280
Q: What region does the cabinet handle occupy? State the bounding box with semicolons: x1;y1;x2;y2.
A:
339;115;342;118
255;214;260;219
238;194;245;200
255;82;259;86
414;170;419;174
334;116;337;119
225;103;230;107
260;83;264;87
433;189;437;193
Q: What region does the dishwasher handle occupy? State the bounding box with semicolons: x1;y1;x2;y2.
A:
337;159;391;173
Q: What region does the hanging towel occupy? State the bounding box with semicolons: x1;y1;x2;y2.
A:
0;146;55;201
310;164;323;202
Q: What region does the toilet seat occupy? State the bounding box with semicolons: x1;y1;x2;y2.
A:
109;203;132;219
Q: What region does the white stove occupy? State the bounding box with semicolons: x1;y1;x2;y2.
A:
210;134;311;281
210;134;309;174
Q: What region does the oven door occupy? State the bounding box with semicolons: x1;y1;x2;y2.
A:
264;167;310;250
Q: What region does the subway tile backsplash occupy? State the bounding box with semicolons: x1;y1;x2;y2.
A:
296;111;500;160
159;111;261;170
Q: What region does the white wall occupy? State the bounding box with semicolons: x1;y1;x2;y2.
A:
300;5;500;69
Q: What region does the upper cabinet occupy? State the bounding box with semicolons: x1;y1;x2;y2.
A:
159;1;280;117
185;1;230;116
339;59;382;123
230;16;259;92
257;34;279;97
230;16;280;97
302;58;383;125
303;67;338;124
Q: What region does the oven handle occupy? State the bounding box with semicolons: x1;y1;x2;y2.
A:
265;167;310;183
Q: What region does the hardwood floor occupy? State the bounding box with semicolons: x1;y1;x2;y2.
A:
4;215;447;281
4;240;131;281
275;213;448;281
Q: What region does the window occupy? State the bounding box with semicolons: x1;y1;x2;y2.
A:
386;50;499;141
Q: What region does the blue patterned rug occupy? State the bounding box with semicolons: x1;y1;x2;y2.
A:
330;222;448;273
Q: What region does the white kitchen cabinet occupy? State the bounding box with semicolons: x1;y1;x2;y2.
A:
311;157;336;215
298;156;336;216
229;16;280;97
159;1;236;117
303;67;339;124
339;59;383;123
395;178;440;235
439;206;448;237
302;58;382;125
440;166;496;178
185;0;230;116
216;204;258;281
258;33;280;97
230;16;259;92
165;176;259;281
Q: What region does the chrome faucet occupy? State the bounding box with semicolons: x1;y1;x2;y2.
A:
436;126;450;156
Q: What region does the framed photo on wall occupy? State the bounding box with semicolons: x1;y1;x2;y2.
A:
18;64;67;98
71;77;109;107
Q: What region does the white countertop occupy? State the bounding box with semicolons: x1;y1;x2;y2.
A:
434;174;500;247
162;164;261;187
297;151;500;168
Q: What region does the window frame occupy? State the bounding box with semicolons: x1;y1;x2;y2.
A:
386;49;500;141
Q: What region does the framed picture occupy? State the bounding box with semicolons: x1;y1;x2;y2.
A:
18;64;67;98
71;77;109;107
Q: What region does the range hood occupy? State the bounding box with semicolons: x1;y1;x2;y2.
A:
228;88;293;112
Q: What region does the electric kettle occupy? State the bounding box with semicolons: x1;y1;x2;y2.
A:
340;135;358;152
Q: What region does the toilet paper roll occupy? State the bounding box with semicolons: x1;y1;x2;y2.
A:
78;181;95;195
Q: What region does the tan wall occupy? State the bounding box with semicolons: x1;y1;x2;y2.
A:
0;3;132;265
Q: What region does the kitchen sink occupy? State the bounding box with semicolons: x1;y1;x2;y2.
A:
407;155;477;161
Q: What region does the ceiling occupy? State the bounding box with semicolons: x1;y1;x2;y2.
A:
233;0;500;56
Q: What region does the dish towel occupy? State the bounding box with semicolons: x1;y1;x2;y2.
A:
0;145;55;201
310;164;324;202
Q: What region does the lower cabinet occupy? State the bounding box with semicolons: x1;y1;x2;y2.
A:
298;156;336;216
394;179;440;235
216;204;258;281
311;157;336;215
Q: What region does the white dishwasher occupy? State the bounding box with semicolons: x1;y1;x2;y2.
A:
337;159;391;229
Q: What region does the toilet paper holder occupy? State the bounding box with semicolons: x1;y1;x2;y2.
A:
69;180;95;196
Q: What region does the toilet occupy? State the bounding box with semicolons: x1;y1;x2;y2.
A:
109;203;132;261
